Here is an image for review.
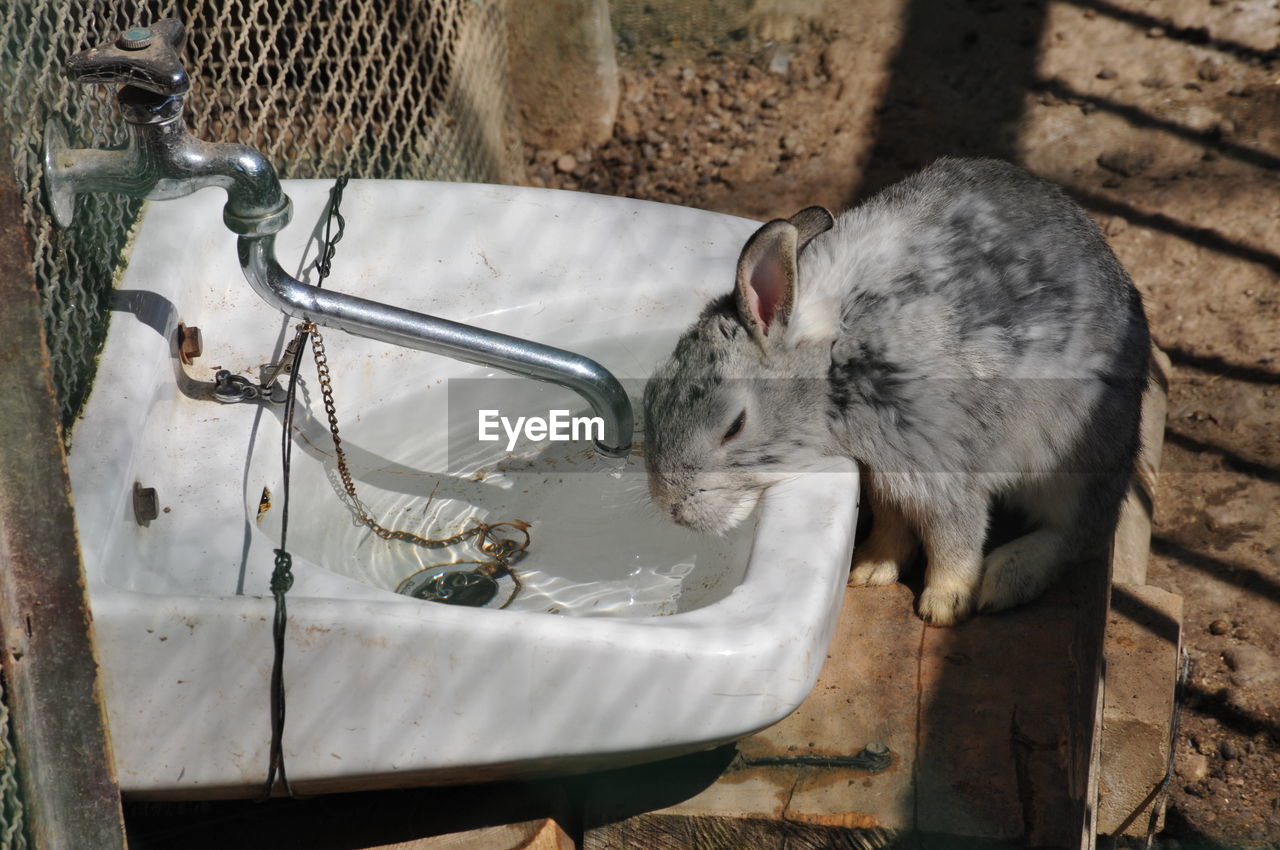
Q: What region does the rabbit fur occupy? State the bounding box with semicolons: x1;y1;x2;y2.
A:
643;157;1150;626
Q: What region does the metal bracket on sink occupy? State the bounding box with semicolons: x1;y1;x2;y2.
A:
211;334;305;404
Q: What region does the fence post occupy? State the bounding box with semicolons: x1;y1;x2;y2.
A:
0;137;128;849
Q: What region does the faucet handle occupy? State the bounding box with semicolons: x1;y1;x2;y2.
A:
66;18;189;96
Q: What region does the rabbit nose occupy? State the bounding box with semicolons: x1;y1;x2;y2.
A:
668;494;694;526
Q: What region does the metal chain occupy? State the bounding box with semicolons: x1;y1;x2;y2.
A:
302;323;531;564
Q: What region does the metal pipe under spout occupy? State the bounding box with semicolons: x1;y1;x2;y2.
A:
236;235;634;457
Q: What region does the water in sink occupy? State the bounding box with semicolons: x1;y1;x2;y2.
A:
256;385;756;617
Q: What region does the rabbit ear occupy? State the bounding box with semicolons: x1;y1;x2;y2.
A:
735;219;798;343
789;206;835;252
735;208;834;344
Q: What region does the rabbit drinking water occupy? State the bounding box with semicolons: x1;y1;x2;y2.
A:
643;157;1150;626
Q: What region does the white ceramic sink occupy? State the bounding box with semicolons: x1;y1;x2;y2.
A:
68;180;859;798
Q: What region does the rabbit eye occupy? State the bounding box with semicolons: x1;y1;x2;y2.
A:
722;410;746;444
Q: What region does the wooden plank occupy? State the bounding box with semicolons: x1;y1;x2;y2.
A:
1112;347;1172;586
583;570;1110;847
360;818;573;850
914;568;1104;845
587;813;895;849
734;582;921;834
0;136;128;847
582;581;1110;847
1096;584;1184;838
580;585;917;846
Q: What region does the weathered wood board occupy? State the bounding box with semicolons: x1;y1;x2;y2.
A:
581;570;1108;849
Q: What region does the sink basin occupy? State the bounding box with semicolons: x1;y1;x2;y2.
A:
68;180;859;798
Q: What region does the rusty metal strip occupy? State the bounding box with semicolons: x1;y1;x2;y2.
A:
0;137;127;848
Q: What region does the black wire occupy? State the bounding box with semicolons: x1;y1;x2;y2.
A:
262;330;303;799
316;177;348;283
261;176;349;800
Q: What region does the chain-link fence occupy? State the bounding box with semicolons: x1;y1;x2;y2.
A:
0;685;24;850
2;0;522;431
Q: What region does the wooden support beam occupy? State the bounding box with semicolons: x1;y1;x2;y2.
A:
0;140;128;846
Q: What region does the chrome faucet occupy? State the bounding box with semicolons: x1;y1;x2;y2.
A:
43;19;633;457
43;21;291;236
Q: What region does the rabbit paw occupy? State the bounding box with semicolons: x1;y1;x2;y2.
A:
917;583;974;627
977;531;1064;614
977;552;1024;614
848;556;900;587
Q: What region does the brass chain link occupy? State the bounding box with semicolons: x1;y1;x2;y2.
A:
298;321;531;566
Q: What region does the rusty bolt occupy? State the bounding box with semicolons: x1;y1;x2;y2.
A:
177;323;203;365
855;742;892;772
133;482;159;524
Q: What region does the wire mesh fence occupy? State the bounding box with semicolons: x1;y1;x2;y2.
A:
0;684;25;850
1;0;522;431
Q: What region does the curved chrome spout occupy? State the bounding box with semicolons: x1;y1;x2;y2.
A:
237;235;634;456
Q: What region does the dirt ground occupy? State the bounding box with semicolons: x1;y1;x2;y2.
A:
525;0;1280;846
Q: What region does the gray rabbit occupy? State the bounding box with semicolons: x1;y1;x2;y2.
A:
643;157;1150;626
